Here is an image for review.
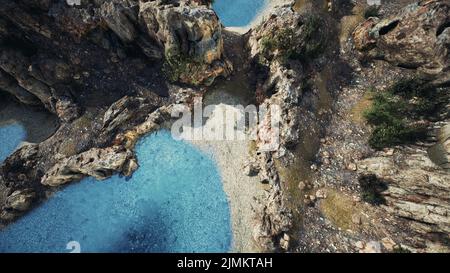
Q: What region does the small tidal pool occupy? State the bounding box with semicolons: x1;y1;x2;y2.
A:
213;0;268;27
0;123;26;162
0;130;232;253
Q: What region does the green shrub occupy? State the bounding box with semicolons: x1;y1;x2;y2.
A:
364;79;439;149
260;28;297;63
359;175;387;205
364;92;407;125
299;15;326;59
368;121;427;150
162;47;204;84
259;15;325;63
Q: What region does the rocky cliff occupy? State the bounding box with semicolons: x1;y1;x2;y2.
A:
0;0;230;115
246;0;449;253
0;0;225;223
353;0;450;85
0;0;449;253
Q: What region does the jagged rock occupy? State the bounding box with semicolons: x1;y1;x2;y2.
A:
0;48;54;110
102;96;154;134
55;97;79;123
0;69;41;106
353;0;450;84
315;189;327;199
0;0;228;122
347;162;358;171
0;47;79;121
247;5;328;251
100;0;139;43
243;160;260;176
41;146;137;186
0;211;16;222
355;241;365;249
381;237;396;251
358;150;450;242
253;186;292;251
428;123;450;170
139;0;232;85
257;153;279;184
280;233;290;250
4;189;35;212
1;1;53;38
248;4;326;66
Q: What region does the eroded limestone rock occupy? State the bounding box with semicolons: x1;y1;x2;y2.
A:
139;0;232;85
358;150;450;238
41;146;138;187
353;0;450;84
4;189;36;212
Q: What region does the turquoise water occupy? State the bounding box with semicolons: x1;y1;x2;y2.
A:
213;0;267;27
0;130;232;253
0;123;26;162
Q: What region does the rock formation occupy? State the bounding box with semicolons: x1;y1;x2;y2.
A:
353;0;450;85
247;4;329;251
139;0;232;85
1;0;449;253
0;0;231;118
0;0;217;223
358;150;450;241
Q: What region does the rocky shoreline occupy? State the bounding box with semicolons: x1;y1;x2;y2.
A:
1;0;449;253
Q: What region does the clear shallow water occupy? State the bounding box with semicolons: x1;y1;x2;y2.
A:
0;123;26;162
213;0;267;27
0;130;232;253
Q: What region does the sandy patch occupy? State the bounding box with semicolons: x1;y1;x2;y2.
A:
176;101;264;252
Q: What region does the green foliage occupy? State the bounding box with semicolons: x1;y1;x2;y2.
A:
369;121;427;150
358;175;387;206
259;15;325;64
260;28;297;63
162;47;203;85
363;79;440;149
390;78;434;99
298;15;326;60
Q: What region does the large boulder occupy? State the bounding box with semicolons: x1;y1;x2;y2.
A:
0;48;79;122
4;189;36;212
248;6;326;65
353;0;450;84
139;0;232;85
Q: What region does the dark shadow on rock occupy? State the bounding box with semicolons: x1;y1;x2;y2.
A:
0;93;59;143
